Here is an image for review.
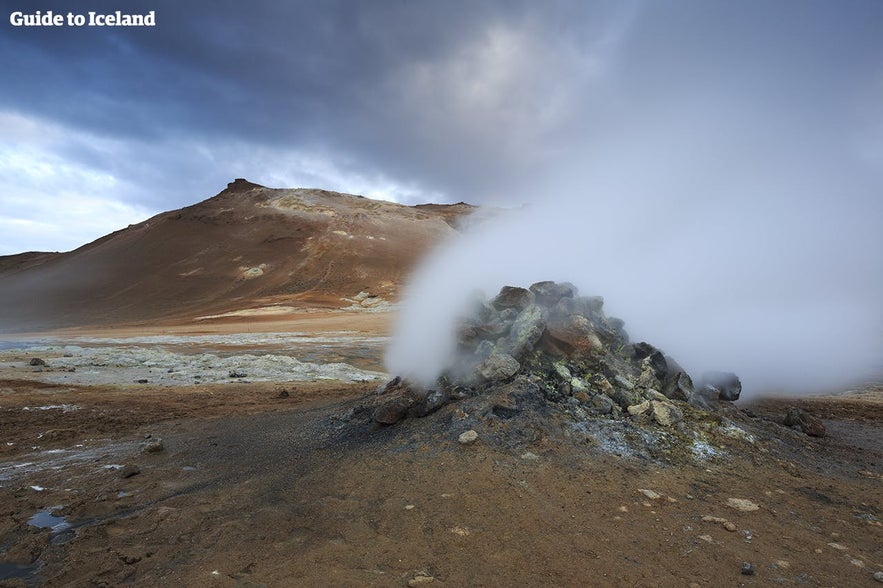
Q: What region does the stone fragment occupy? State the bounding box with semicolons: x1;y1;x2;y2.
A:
589;395;614;414
492;286;535;311
872;571;883;583
726;498;759;512
663;371;693;402
741;562;755;576
506;304;546;358
638;488;661;500
408;574;435;586
477;353;520;382
529;280;576;306
614;375;633;390
544;314;602;357
650;400;683;426
627;400;651;416
29;358;46;366
142;438;164;453
458;430;479;445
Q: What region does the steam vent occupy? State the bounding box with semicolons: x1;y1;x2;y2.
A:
358;281;785;463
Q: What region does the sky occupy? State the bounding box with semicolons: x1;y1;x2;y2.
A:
1;0;879;255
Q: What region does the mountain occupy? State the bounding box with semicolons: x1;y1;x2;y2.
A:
0;179;475;332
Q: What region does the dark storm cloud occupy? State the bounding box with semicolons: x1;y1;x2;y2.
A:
1;0;881;248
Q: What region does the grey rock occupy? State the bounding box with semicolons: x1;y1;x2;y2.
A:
228;369;247;378
28;357;46;366
612;388;640;410
741;562;755;576
142;438;164;453
477;353;520;382
872;571;883;583
492;286;535;311
589;394;614;414
458;430;479;445
529;280;576;306
663;371;693;402
409;389;450;417
614;375;634;390
506;304;546;358
698;371;742;401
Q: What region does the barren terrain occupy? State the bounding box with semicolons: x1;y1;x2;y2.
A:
0;312;880;587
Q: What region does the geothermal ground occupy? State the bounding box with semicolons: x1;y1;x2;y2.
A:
0;312;881;587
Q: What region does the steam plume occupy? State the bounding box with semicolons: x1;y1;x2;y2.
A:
386;105;883;397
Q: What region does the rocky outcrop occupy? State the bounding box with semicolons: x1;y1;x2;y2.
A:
370;281;740;434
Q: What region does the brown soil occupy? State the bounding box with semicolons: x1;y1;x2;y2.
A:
0;326;881;586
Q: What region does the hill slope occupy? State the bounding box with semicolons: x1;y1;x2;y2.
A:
0;179;474;332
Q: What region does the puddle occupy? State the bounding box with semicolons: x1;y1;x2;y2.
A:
27;507;78;545
28;507;71;533
0;561;40;585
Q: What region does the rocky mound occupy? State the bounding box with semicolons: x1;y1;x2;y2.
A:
359;281;763;462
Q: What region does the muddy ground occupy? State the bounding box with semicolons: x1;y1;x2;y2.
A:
0;318;881;587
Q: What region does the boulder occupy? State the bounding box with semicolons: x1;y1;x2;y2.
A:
698;371;742;401
663;371;693;402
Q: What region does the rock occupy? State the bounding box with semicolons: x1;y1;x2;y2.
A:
120;464;141;479
631;343;667;379
228;370;247;378
612;388;640;410
142;438;164;453
741;562;755;576
276;389;290;398
529;280;576;306
552;362;572;380
726;498;759;512
408;574;435;586
506;304;546;358
627;400;651;416
614;375;634;390
477;353;520;382
570;377;590;394
663;371;693;402
373;397;414;425
872;571;883;583
543;315;603;357
409;389;451;418
134;379;149;384
698;371;742;401
573;391;590;404
376;376;402;394
491;286;535;311
28;358;46;366
589;394;614;414
638;488;661;500
783;407;825;437
650;400;683;426
458;430;478;445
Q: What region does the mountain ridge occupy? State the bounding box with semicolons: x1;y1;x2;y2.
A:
0;179;475;332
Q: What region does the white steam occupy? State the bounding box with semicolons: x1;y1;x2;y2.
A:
385;105;883;397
